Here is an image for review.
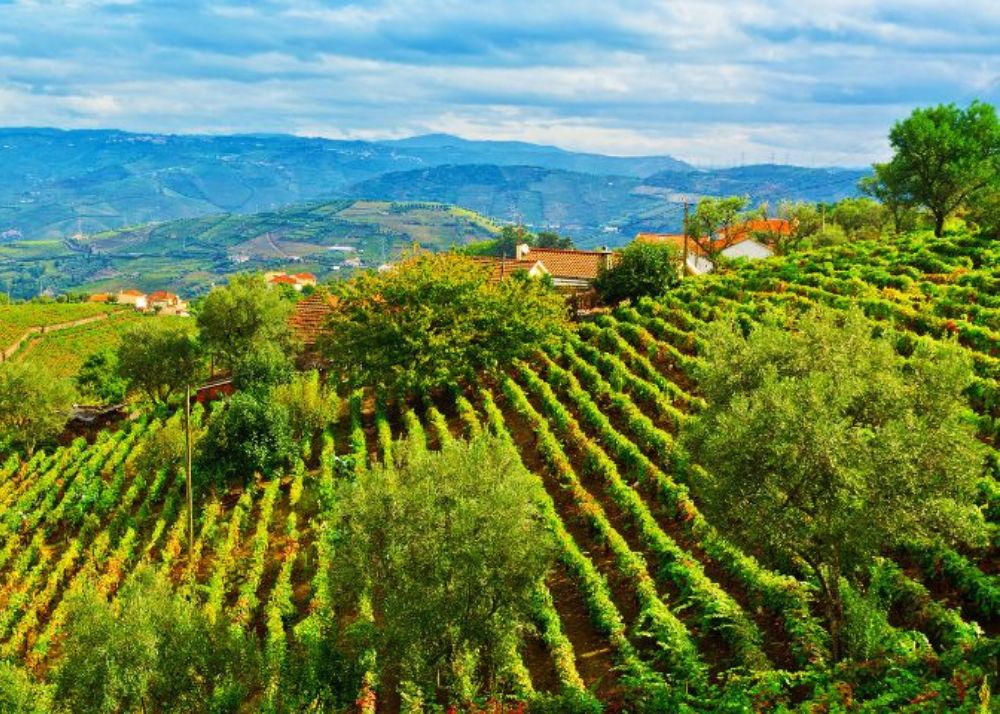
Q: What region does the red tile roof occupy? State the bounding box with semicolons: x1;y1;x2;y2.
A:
88;293;110;303
294;272;317;281
119;289;145;297
723;218;793;242
147;290;179;304
289;291;340;347
269;274;298;285
523;247;610;280
635;233;708;256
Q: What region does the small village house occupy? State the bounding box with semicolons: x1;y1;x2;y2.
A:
636;217;785;275
116;289;148;310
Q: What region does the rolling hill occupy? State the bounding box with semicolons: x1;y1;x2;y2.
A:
349;163;869;247
0;230;994;710
0;200;499;298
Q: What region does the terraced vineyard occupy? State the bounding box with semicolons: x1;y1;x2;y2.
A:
0;230;997;710
0;302;123;353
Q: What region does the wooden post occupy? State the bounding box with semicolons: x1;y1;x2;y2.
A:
683;200;690;275
185;383;194;557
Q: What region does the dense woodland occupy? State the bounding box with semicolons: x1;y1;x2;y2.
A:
0;103;997;712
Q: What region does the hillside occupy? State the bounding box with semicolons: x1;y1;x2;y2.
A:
350;163;868;247
0;129;689;239
0;230;994;709
0;200;499;298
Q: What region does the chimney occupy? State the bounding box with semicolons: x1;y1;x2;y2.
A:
515;243;531;261
600;246;614;270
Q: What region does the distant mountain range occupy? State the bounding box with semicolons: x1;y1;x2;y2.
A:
0;128;691;239
350;163;868;247
0;128;866;244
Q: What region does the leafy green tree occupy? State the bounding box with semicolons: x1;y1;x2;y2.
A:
271;370;338;442
116;322;202;405
765;200;823;254
686;195;760;259
829;197;887;240
53;567;258;713
329;432;554;699
493;225;532;259
196;273;294;369
231;342;293;394
535;230;575;249
683;306;986;660
196;391;294;487
594;241;680;304
0;362;74;456
859;162;918;236
877;101;1000;237
323;253;568;397
76;348;127;404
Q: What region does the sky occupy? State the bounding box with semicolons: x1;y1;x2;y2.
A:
0;0;998;167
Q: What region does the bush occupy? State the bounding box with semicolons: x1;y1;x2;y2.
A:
271;370;338;441
594;241;681;305
196;392;295;488
52;567;259;713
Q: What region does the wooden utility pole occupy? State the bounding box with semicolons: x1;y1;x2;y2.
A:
185;383;194;557
682;200;690;275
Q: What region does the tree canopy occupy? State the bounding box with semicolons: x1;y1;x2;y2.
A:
875;101;1000;237
685;195;759;258
0;361;74;456
116;321;202;405
593;241;681;304
322;252;568;397
683;306;986;660
328;431;554;699
196;273;295;369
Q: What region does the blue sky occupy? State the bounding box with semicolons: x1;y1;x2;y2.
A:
0;0;998;166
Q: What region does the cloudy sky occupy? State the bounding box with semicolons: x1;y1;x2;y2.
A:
0;0;998;166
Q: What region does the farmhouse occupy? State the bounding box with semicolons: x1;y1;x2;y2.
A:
147;290;189;316
636;227;776;276
116;289;148;310
476;244;614;293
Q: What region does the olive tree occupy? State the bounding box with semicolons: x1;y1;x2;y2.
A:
0;362;74;456
328;432;554;699
683;306;986;660
196;273;294;370
323;253;568;397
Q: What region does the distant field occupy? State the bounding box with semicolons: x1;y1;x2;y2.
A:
0;302;123;350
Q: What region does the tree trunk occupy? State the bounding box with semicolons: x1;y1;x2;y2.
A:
825;565;845;662
934;212;946;237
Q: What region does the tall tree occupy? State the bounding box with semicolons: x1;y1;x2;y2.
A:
322;253;568;397
535;230;575;249
196;273;294;369
859;162;918;236
0;362;74;456
329;432;554;700
878;101;1000;237
117;322;202;405
685;195;759;259
683;306;986;660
